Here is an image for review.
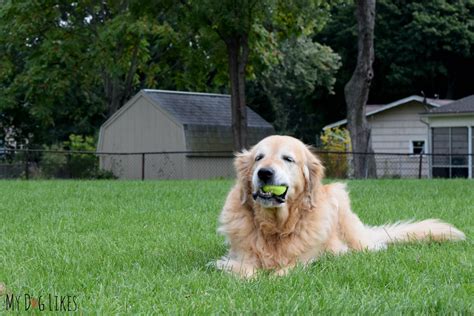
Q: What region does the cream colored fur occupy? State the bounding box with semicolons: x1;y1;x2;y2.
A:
215;135;465;278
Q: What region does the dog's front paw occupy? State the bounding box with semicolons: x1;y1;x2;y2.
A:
212;257;257;278
205;260;218;269
213;257;231;271
273;267;290;277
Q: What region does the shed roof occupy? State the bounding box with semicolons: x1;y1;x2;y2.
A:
143;89;273;128
423;95;474;115
100;89;275;153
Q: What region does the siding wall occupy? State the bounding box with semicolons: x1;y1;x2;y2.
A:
100;97;185;152
184;157;235;179
368;101;430;177
424;115;474;128
184;125;273;152
99;97;186;179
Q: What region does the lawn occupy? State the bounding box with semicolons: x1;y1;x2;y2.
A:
0;179;472;314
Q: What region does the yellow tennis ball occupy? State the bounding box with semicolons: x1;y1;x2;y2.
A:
262;185;287;195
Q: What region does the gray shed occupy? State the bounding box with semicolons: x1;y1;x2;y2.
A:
97;89;274;179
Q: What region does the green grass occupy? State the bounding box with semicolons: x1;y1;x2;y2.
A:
0;179;472;314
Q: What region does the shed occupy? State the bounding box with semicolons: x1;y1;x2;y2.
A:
98;89;275;179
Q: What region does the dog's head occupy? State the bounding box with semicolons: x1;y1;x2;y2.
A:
235;135;324;208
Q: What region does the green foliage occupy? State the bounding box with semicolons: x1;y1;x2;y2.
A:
0;1;94;143
317;0;474;113
319;127;351;178
63;135;98;178
64;134;95;152
178;0;342;146
375;0;473;99
258;36;341;142
39;144;68;179
0;0;343;148
320;127;351;151
0;1;191;145
2;0;471;150
37;134;116;179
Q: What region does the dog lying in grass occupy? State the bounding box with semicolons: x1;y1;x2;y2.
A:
215;135;465;277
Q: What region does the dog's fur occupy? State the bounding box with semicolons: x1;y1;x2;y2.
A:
215;135;465;277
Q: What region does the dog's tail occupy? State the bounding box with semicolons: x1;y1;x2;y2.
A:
368;219;465;245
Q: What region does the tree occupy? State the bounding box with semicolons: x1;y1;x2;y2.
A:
0;0;345;149
0;1;102;144
179;0;262;150
257;36;341;144
0;0;180;145
344;0;377;178
90;8;156;116
374;0;474;100
179;0;335;150
317;0;473;116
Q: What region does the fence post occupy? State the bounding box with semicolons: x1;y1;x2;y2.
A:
67;152;72;178
141;153;145;180
418;153;423;179
24;150;29;180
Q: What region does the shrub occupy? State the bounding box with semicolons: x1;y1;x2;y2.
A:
319;127;351;178
38;135;116;179
39;144;68;178
63;134;98;178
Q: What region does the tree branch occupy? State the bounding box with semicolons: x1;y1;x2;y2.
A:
178;0;229;44
123;43;139;98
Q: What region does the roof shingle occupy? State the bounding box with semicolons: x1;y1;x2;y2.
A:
144;89;273;128
143;89;274;152
426;95;474;114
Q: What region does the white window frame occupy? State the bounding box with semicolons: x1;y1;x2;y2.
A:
469;126;472;179
432;127;470;178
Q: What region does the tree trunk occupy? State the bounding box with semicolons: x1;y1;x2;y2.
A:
104;42;140;118
226;35;249;151
344;0;377;179
111;78;121;117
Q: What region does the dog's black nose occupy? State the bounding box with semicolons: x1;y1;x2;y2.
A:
258;168;274;182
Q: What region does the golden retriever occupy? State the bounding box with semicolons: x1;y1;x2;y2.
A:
215;135;465;277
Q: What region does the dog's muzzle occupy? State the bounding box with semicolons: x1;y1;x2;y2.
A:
252;185;288;206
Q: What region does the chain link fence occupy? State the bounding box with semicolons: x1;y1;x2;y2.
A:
0;148;472;179
318;151;430;179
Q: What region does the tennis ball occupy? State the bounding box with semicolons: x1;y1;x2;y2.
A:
262;185;287;196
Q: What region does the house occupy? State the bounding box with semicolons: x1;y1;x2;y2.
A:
97;89;274;179
420;95;474;179
322;95;474;178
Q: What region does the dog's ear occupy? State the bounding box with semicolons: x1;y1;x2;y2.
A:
234;150;253;204
303;146;324;204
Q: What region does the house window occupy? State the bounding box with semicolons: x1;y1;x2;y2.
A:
411;141;425;155
432;127;469;178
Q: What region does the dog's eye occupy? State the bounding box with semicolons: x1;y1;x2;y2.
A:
282;155;295;163
255;154;264;161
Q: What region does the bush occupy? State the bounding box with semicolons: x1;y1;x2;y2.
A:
39;144;68;178
319;127;351;178
38;135;117;179
64;135;98;178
